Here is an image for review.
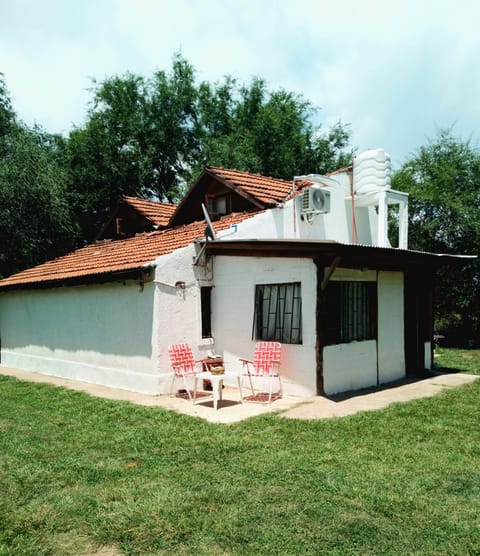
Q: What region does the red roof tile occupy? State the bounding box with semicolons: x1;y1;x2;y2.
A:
0;212;256;289
207;167;296;205
122;196;176;227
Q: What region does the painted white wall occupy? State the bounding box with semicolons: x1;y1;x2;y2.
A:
294;185;351;243
0;280;160;393
424;342;432;369
324;341;378;394
214;173;385;247
377;271;405;384
210;255;318;397
153;243;218;393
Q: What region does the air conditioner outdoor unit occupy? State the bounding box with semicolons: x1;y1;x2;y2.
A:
301;186;331;214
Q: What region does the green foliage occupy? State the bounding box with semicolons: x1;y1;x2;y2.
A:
0;355;479;555
0;73;15;142
1;56;352;272
66;55;204;240
0;79;78;278
392;129;480;345
68;55;352;240
195;76;351;180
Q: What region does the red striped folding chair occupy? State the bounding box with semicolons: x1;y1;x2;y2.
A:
168;343;201;401
239;342;282;403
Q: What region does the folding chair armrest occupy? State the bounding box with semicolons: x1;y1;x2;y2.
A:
239;358;253;364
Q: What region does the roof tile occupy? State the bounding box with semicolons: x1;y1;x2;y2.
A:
0;212;255;289
207;167;296;205
122;196;176;227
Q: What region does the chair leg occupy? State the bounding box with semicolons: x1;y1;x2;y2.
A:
193;376;198;402
182;374;193;401
170;373;176;397
237;376;244;404
277;375;283;397
268;375;274;403
247;372;255;397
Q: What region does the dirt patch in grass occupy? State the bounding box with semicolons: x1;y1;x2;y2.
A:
87;546;123;556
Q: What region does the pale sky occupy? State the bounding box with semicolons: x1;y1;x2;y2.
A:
1;0;479;169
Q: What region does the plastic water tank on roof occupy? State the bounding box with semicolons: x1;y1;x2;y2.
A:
353;148;392;195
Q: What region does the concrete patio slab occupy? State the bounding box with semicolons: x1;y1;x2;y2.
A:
280;373;479;420
0;365;478;423
0;365;300;424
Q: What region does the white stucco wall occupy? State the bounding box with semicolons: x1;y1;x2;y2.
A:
377;271;405;384
323;341;378;394
210;255;318;397
153;244;218;393
424;342;432;369
0;280;159;393
215;176;376;246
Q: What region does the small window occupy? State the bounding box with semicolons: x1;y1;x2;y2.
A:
206;194;231;218
201;287;212;338
254;283;302;344
324;281;377;345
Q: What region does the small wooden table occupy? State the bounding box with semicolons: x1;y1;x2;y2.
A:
193;371;243;410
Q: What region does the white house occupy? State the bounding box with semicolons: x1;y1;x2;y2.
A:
0;150;470;397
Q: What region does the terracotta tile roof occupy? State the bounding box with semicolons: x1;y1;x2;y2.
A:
207;167;296;205
122;196;176;227
0;212;256;290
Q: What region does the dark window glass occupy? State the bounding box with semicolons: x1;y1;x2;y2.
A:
201;287;212;338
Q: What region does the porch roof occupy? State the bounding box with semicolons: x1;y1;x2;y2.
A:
204;239;475;270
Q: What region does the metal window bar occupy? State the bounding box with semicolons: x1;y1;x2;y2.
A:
339;282;373;343
254;283;302;344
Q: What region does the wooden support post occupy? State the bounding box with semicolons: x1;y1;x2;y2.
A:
314;258;326;396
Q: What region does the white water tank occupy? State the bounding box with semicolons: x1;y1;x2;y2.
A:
353;148;391;195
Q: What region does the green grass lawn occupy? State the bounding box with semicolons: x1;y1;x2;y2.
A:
1;350;479;555
435;347;480;375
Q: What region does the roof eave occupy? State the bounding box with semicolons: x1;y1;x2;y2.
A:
205;168;267;209
0;265;155;293
204;239;475;270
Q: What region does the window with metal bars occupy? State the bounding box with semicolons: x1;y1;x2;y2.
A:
324;281;377;345
254;282;302;344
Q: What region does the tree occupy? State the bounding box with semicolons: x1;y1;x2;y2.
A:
0;124;78;278
69;56;352;240
66;55;200;240
392;129;480;346
195;76;351;180
0;75;78;278
0;73;15;142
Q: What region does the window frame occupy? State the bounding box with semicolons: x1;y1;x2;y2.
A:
253;282;303;344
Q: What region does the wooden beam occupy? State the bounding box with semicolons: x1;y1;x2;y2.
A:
314;259;326;395
320;255;341;291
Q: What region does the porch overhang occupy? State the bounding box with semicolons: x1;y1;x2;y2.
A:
205;239;474;271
